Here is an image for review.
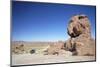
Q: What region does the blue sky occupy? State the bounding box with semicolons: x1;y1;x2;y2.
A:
12;1;96;41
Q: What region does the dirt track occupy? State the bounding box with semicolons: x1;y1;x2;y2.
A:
12;54;95;66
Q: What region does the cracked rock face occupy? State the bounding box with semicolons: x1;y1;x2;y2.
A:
67;14;91;38
66;14;95;56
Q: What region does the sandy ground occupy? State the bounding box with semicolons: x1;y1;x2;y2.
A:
12;54;95;66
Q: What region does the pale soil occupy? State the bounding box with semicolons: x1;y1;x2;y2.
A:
11;41;96;66
12;54;95;66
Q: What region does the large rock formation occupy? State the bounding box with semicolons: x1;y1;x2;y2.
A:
66;14;95;56
44;14;95;56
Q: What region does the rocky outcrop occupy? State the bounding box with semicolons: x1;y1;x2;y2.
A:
66;14;95;56
67;14;91;38
12;44;25;54
44;14;95;56
43;41;72;56
44;41;65;55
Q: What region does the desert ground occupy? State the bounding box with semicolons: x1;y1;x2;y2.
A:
11;41;95;66
12;54;95;66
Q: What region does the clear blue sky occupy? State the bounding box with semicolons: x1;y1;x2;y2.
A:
12;1;96;41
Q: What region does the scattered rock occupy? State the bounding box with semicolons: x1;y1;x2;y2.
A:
43;41;66;55
12;44;25;54
30;49;35;54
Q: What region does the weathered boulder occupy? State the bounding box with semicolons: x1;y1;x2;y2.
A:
67;14;91;38
58;50;72;56
66;14;95;56
30;49;35;54
12;44;25;54
43;14;95;56
44;41;66;55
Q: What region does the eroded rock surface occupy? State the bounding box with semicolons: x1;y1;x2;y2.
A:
66;14;95;56
44;14;95;56
44;41;65;55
